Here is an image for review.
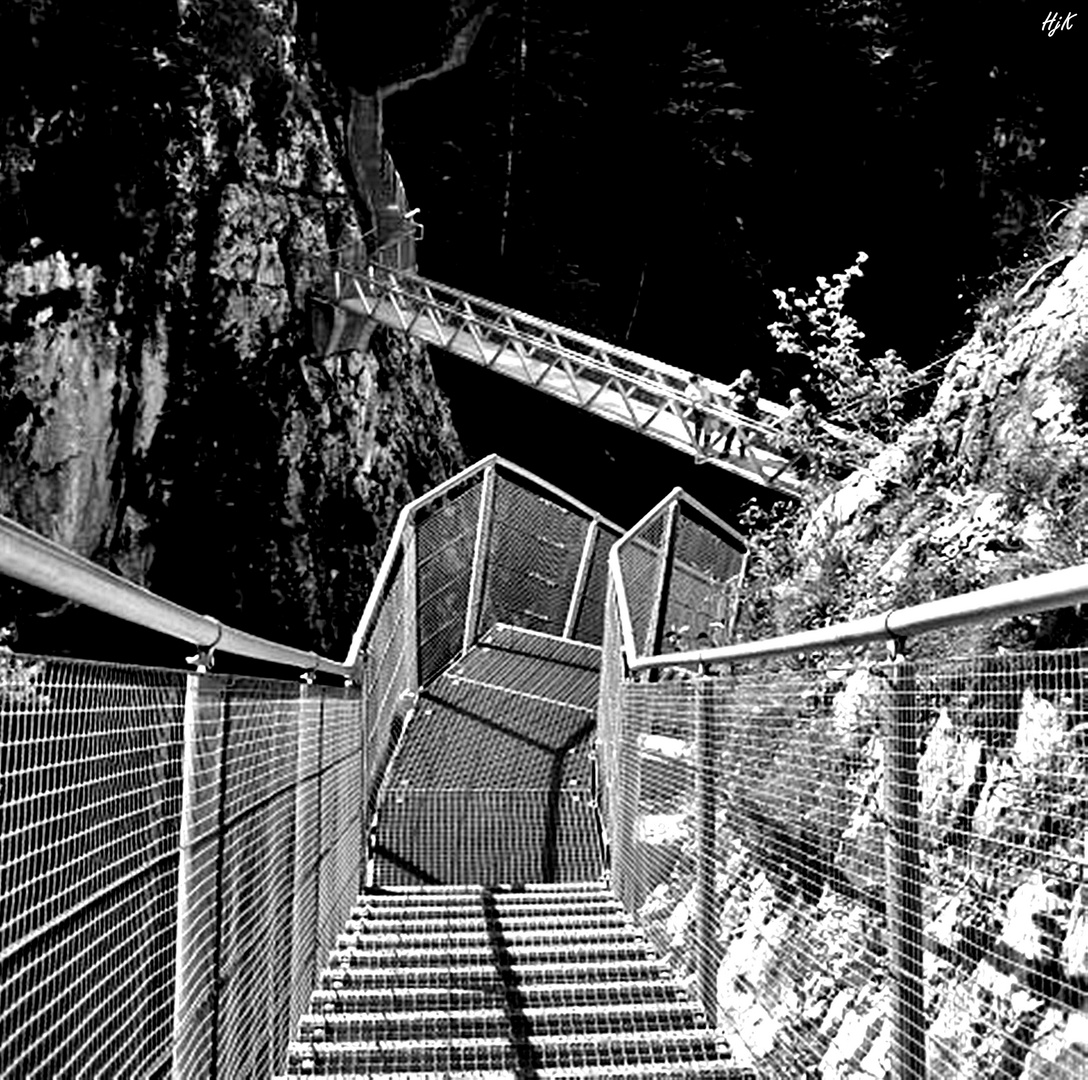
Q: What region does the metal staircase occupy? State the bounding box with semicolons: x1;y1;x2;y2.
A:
318;261;875;498
281;881;752;1078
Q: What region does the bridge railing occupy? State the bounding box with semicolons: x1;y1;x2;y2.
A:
600;550;1088;1080
0;517;364;1079
325;262;875;494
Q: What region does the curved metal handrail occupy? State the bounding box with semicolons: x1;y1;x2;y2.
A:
630;562;1088;671
0;515;354;679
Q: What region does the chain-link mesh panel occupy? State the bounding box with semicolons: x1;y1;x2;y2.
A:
601;643;1088;1079
416;479;482;683
0;658;187;1080
172;676;367;1080
666;506;746;651
478;474;590;640
616;511;667;658
571;523;622;645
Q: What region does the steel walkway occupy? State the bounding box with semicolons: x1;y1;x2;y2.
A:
280;625;752;1078
319;261;874;497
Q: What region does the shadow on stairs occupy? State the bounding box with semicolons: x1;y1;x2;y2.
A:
279;880;754;1079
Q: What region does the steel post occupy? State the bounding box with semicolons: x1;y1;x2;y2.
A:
564;518;598;639
644;501;679;666
884;643;926;1080
463;464;496;654
694;666;718;1024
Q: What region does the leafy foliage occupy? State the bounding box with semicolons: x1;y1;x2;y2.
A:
768;253;912;443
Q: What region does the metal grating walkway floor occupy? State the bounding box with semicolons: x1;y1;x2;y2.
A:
370;626;602;886
281;881;752;1079
282;626;751;1076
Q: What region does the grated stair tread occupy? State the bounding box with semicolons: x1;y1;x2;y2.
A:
347;909;629;930
277;1064;752;1079
327;941;654;967
285;1028;731;1071
319;957;674;988
335;925;640;949
298;1000;704;1039
310;979;689;1011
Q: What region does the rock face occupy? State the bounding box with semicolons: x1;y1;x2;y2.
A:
0;53;464;660
788;228;1088;644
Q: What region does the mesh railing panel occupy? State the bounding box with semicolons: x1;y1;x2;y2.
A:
416;479;482;683
360;541;412;803
666;508;746;650
0;655;366;1080
174;676;366;1080
602;644;1088;1080
478;473;590;639
0;659;187;1080
617;512;667;658
571;523;622;646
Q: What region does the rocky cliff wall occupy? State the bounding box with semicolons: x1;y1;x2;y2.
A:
0;67;463;661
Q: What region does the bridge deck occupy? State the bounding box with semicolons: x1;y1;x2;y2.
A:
369;625;603;886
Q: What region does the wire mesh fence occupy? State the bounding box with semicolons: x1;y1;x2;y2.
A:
0;658;186;1080
0;655;366;1080
600;641;1088;1080
612;490;747;664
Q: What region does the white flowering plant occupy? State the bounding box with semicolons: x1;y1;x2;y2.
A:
768;252;911;443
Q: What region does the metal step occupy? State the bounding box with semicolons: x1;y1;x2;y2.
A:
359;889;617;911
277;1062;753;1080
298;1000;704;1040
334;924;641;950
318;957;675;989
285;1029;730;1073
363;881;611;896
327;939;653;968
309;978;688;1012
346;908;629;932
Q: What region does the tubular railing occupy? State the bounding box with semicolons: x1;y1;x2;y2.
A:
0;518;366;1079
600;547;1088;1080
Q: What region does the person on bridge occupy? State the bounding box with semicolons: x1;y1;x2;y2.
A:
683;375;720;460
721;369;760;457
780;387;818;476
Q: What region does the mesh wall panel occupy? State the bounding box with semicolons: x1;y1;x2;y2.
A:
0;659;186;1080
316;690;366;956
616;512;667;658
912;648;1088;1080
172;675;366;1080
571;524;622;645
416;480;482;683
478;474;590;639
666;507;745;650
360;541;410;803
214;680;302;1079
609;655;893;1076
603;643;1088;1080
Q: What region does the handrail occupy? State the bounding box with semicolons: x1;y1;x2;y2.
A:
629;562;1088;671
0;514;354;679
